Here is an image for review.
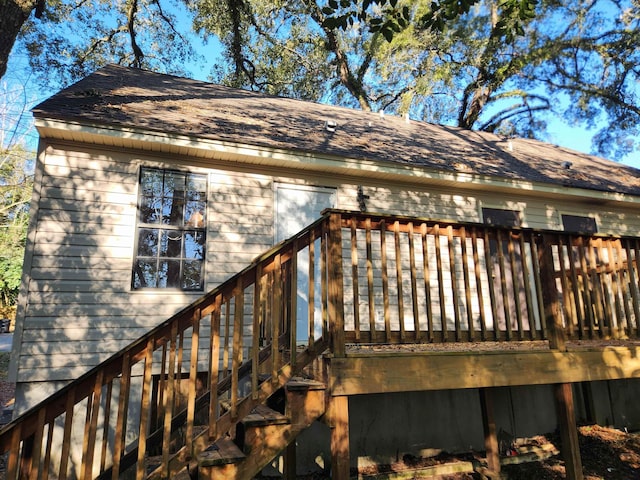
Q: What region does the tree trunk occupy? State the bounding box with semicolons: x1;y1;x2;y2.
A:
0;1;39;80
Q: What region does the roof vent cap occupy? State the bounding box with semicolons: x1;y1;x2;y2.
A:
562;161;573;170
325;120;337;133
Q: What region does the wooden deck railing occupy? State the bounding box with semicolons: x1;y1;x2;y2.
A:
1;210;639;479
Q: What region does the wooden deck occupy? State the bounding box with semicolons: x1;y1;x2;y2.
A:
3;210;640;479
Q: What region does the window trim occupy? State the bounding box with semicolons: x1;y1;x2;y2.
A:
131;166;208;292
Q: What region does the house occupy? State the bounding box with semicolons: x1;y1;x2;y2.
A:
5;64;640;479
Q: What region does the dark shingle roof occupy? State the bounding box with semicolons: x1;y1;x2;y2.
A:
32;64;640;196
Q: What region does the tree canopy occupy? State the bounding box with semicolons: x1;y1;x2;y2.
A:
0;0;639;161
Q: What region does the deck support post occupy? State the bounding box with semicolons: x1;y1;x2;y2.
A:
479;388;500;475
554;383;584;480
327;212;345;357
284;441;296;479
329;395;350;480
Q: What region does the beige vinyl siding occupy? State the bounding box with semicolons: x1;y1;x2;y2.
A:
14;140;640;394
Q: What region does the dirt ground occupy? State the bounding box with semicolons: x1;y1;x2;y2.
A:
349;425;640;479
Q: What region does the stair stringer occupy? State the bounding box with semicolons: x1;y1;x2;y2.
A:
145;343;328;480
198;378;327;480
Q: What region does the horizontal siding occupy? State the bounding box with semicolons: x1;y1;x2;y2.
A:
15;141;640;398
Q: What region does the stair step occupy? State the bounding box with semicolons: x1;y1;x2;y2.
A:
242;404;289;428
286;377;325;391
198;437;246;467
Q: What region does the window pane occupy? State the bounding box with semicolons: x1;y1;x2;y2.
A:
158;260;181;288
482;208;521;227
185;201;206;227
187;174;207;200
182;260;203;290
140;196;161;224
562;214;597;234
162;196;185;225
160;230;183;257
133;260;158;288
164;172;186;198
137;229;159;257
184;231;205;259
140;169;163;197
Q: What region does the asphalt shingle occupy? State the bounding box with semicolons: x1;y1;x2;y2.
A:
32;64;640;196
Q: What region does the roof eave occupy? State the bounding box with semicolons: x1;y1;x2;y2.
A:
34;117;640;207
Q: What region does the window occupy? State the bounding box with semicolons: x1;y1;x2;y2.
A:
481;207;522;227
132;168;207;290
561;214;597;234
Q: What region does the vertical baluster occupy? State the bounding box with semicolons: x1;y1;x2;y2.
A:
421;223;434;342
394;221;406;341
136;338;154;480
6;423;22;479
28;408;46;480
447;225;461;342
483;230;499;341
231;279;245;419
557;238;576;339
162;322;178;476
112;354;131;480
290;240;299;367
186;310;201;454
42;420;54;480
366;218;376;341
252;266;263;400
576;237;596;337
460;226;474;341
408;222;421;341
321;220;329;340
59;387;76;480
521;233;537;339
434;224;447;341
530;235;547;340
81;370;104;480
496;230;512;340
156;343;167;434
567;237;586;338
608;239;628;336
308;230;316;347
351;220;361;341
380;220;391;341
222;301;231;378
588;238;608;336
100;382;113;475
471;228;487;340
209;295;222;439
272;255;282;379
624;240;640;336
508;232;525;340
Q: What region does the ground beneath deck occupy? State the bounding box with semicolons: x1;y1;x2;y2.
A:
266;425;640;479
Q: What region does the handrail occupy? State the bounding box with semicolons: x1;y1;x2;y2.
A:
0;213;333;480
2;210;640;479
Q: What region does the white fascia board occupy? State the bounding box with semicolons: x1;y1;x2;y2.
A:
35;117;640;207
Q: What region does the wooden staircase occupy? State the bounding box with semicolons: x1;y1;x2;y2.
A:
196;377;326;479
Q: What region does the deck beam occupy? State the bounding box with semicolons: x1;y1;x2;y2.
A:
329;346;640;396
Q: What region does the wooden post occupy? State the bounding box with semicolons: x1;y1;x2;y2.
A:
479;388;500;475
327;213;345;357
554;383;584;480
329;395;350;480
538;234;566;351
284;442;297;479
